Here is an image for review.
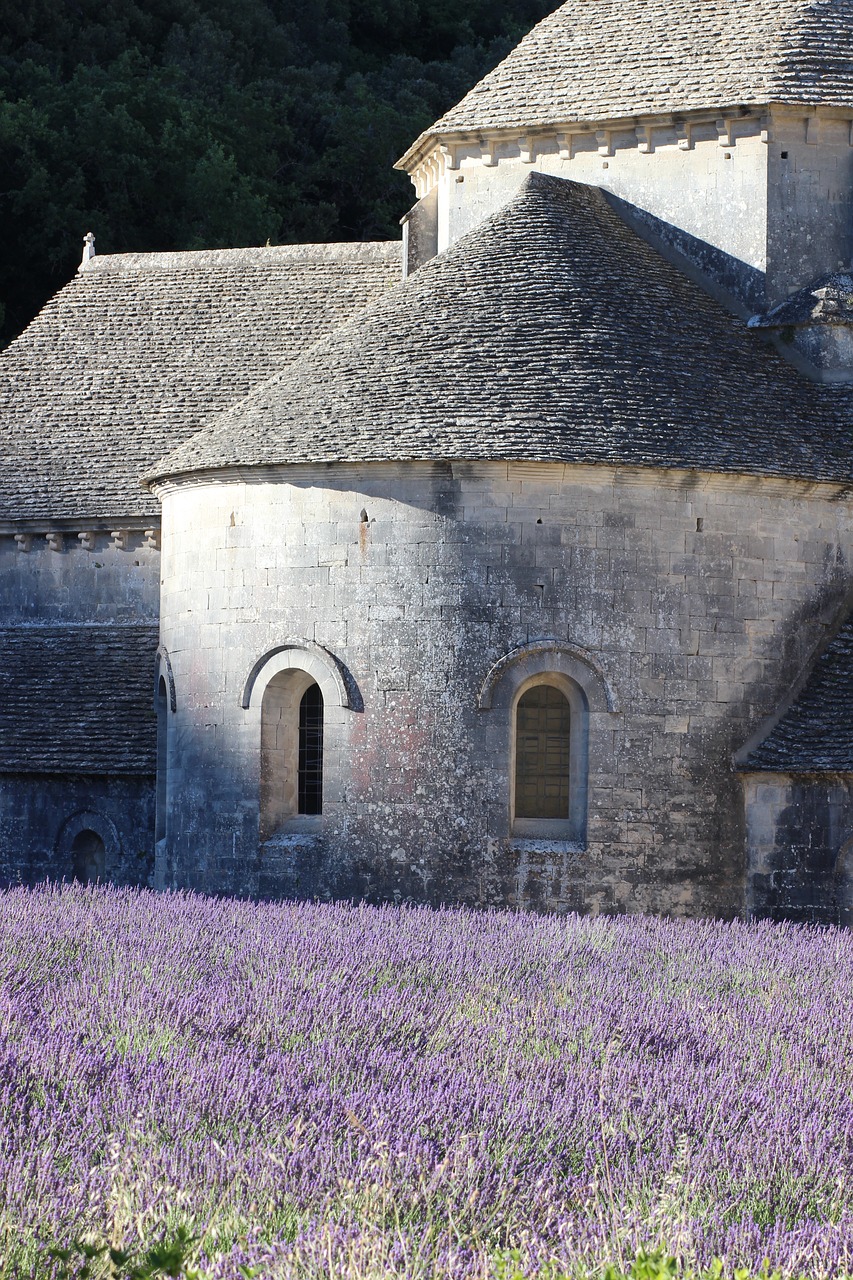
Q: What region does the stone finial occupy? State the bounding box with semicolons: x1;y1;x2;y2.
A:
749;272;853;375
79;231;96;272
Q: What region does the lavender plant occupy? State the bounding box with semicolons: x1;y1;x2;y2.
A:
0;884;850;1279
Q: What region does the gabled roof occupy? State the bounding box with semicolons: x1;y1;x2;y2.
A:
400;0;853;161
0;242;399;524
743;618;853;772
148;174;853;486
0;625;158;775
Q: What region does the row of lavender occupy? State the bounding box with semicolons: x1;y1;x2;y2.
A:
0;884;851;1278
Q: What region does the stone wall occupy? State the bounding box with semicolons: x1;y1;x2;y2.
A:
0;526;160;623
408;108;853;315
0;773;155;888
156;461;853;917
0;526;160;884
744;773;853;923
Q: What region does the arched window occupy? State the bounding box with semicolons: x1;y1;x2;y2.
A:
246;640;360;843
479;641;616;847
515;684;572;820
260;672;325;837
72;829;105;883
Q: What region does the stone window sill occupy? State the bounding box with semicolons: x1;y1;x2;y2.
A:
264;815;323;845
509;838;586;856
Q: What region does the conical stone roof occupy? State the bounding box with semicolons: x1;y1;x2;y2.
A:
148;174;853;488
401;0;853;158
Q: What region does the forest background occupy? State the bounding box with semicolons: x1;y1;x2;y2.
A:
0;0;560;346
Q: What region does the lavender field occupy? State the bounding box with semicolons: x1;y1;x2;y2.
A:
1;886;852;1279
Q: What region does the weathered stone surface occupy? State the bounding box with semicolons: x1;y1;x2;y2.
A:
156;461;853;919
4;5;853;925
0;773;154;889
744;775;853;924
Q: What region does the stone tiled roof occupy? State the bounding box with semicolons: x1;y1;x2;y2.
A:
0;242;399;523
0;625;159;775
743;618;853;772
402;0;853;156
149;174;853;487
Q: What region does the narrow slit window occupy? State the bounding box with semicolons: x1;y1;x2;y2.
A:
515;684;571;820
298;683;324;815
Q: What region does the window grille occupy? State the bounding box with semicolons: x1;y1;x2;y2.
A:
515;684;571;819
298;683;324;815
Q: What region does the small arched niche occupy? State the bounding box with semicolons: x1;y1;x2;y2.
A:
57;810;120;882
72;829;106;884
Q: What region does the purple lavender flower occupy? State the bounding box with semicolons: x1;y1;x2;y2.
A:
0;885;850;1278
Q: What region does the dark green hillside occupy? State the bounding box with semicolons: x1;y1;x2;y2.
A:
0;0;559;345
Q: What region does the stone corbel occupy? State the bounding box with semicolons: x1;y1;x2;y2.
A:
77;531;96;551
675;121;692;151
595;129;613;157
424;154;441;190
144;528;160;551
46;533;63;553
635;125;653;154
759;116;773;145
555;132;573;161
439;143;459;171
13;533;31;552
110;529;129;550
715;117;735;148
479;138;497;167
518;136;535;164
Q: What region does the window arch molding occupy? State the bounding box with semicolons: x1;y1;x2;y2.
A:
478;640;617;846
241;640;359;713
478;639;617;714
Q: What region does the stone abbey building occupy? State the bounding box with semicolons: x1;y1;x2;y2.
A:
2;0;853;923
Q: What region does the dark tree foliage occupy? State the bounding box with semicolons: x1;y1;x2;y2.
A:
0;0;560;344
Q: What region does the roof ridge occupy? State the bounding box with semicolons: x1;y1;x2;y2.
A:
82;241;401;275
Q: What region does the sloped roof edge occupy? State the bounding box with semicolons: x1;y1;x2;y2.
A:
740;612;853;773
398;0;853;169
146;172;853;489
